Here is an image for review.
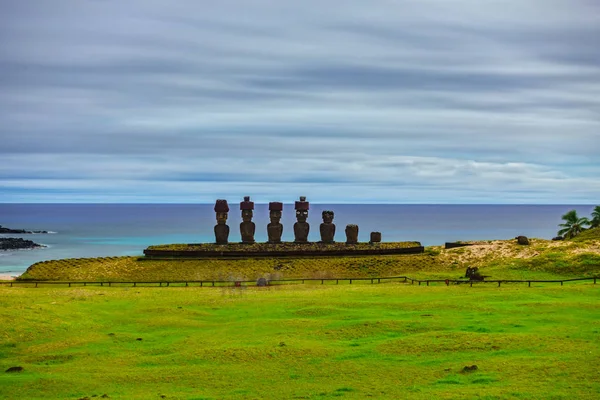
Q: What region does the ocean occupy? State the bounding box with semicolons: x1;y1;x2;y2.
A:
0;204;595;276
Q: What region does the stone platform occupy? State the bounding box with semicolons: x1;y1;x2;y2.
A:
143;241;424;259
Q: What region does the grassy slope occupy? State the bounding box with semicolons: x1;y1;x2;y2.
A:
1;284;599;399
18;234;600;282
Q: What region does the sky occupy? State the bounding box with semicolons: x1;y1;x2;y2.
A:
1;0;599;204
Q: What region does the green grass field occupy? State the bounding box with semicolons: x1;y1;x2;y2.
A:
1;283;599;399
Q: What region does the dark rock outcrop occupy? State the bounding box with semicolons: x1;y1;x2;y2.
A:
445;242;474;249
552;236;564;241
516;236;529;245
0;225;48;234
0;238;44;250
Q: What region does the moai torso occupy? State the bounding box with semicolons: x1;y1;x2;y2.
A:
345;224;359;244
319;211;335;243
267;202;283;244
240;220;256;243
294;196;310;243
214;221;230;245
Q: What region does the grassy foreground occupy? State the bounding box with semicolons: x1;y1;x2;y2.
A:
1;283;599;399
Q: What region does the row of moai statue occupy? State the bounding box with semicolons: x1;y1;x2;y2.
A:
213;196;381;245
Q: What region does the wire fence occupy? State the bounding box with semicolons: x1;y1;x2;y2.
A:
1;276;597;288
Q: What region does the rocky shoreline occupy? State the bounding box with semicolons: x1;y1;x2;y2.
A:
0;225;48;234
0;238;45;251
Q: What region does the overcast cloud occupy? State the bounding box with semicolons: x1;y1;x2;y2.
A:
1;0;599;203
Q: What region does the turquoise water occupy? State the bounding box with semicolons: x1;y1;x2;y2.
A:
0;203;595;275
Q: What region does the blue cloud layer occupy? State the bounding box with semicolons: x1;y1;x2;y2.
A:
1;0;599;203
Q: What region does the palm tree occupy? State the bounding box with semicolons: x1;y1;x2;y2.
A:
558;210;590;239
591;205;600;229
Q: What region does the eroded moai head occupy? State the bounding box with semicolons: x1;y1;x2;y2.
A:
295;196;309;222
214;199;229;224
240;196;254;221
322;210;334;224
345;224;359;244
269;201;283;223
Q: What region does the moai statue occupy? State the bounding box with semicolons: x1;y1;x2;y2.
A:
320;210;336;243
239;196;255;244
370;231;382;243
293;196;310;243
267;202;283;244
214;199;230;244
345;224;359;244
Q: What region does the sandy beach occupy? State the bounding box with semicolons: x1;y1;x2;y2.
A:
0;273;18;281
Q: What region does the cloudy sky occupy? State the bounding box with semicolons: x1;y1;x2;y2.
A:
1;0;599;203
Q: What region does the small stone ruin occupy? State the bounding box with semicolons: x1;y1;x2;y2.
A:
370;232;382;243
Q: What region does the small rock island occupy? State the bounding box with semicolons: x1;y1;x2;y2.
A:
0;225;48;234
0;238;45;251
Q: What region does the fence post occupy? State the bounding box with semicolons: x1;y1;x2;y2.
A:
350;279;352;284
185;282;188;287
84;282;86;287
595;277;597;284
426;281;429;286
528;281;531;287
212;281;215;287
336;279;339;285
134;282;136;287
35;282;38;288
561;281;563;286
470;281;473;287
404;277;407;282
200;281;203;287
321;279;324;285
498;281;501;287
418;281;421;286
378;278;381;284
101;282;103;287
